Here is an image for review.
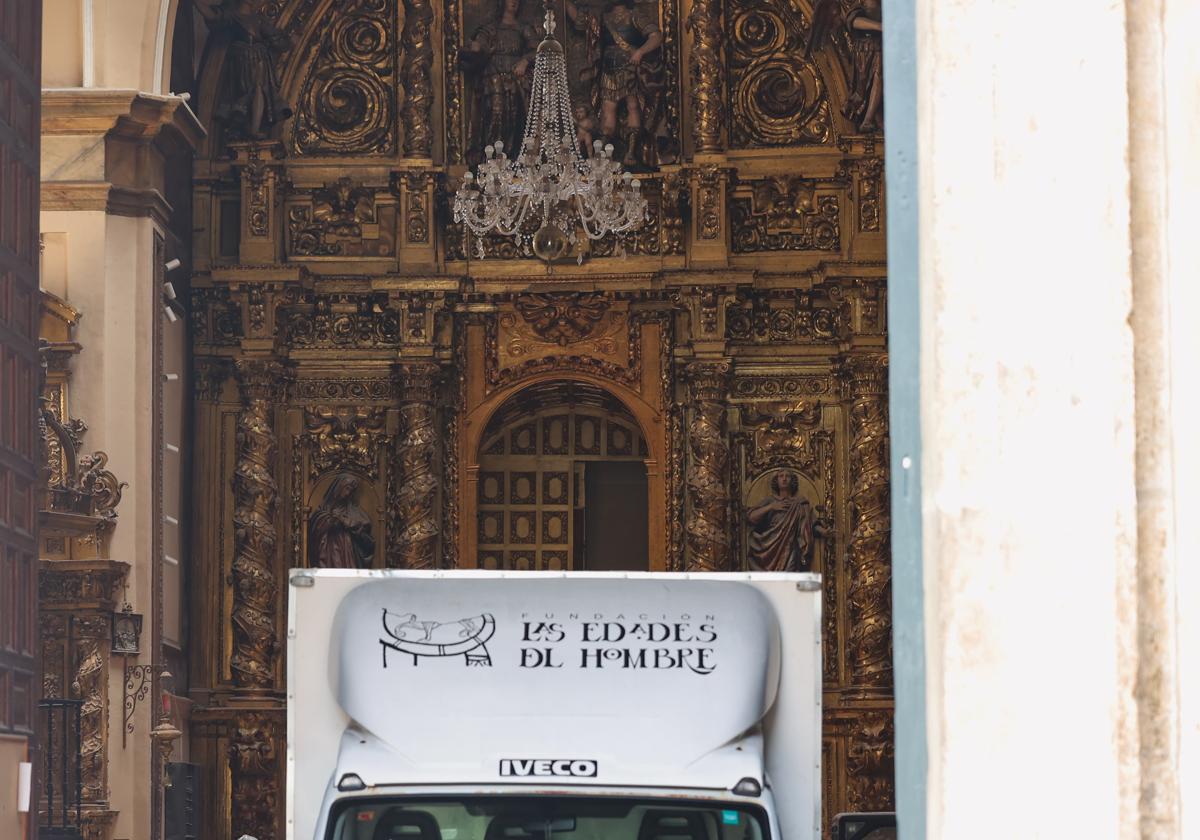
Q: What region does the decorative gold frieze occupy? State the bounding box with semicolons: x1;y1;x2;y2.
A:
491;297;634;387
303;406;388;479
725;288;850;343
287;177;394;257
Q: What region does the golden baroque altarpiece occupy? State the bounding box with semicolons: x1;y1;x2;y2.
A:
184;0;890;837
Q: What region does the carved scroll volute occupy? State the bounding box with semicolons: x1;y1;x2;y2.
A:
231;359;286;691
390;362;441;569
842;354;892;689
685;361;732;571
401;0;435;158
685;0;727;153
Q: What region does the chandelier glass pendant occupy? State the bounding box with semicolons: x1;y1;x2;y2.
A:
452;3;650;263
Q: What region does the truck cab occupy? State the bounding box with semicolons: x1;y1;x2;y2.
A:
287;571;822;840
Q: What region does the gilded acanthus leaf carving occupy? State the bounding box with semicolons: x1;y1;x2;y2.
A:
389;363;441;569
513;293;611;345
304;405;387;479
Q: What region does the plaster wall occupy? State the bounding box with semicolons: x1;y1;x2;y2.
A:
0;736;29;840
915;0;1194;837
39;208;159;840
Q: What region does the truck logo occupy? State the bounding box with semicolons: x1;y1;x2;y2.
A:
380;609;495;667
499;759;598;778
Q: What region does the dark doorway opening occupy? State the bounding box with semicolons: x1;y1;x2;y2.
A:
576;461;649;571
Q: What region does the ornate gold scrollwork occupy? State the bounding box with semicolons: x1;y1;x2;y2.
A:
293;0;397;155
304;405;388;479
728;0;832;146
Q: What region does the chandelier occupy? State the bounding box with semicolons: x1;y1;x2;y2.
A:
452;3;650;263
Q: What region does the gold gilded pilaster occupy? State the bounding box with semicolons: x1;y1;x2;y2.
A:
229;142;286;265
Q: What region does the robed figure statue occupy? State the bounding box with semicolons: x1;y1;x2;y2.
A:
308;474;375;569
194;0;293;140
746;470;829;572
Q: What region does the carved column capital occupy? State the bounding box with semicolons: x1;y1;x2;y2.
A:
395;360;441;403
234;358;288;403
684;359;731;401
839;353;889;398
195;357;232;402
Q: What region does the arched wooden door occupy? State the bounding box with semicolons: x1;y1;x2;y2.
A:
474;381;652;571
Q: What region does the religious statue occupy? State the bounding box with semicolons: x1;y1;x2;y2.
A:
307;474;375;569
194;0;293;140
460;0;540;165
746;470;830;572
807;0;883;133
566;0;667;170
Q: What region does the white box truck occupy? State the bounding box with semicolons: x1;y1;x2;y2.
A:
287;570;822;840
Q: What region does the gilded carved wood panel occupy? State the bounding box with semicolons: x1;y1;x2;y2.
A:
185;0;893;836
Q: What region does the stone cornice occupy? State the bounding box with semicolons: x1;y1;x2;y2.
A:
41;89;206;151
41;181;173;227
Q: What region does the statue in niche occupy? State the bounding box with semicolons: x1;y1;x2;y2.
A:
746;469;830;572
565;0;667;169
807;0;883;133
194;0;293;140
460;0;540;165
308;473;375;569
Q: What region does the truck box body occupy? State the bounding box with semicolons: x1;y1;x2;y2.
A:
287;570;821;840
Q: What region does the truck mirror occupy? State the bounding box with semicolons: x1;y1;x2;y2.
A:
832;811;897;840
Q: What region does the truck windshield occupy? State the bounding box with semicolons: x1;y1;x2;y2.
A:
327;795;770;840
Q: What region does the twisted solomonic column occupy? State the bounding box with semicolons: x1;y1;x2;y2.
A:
390;362;442;568
230;359;285;691
685;361;732;571
843;354;892;688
